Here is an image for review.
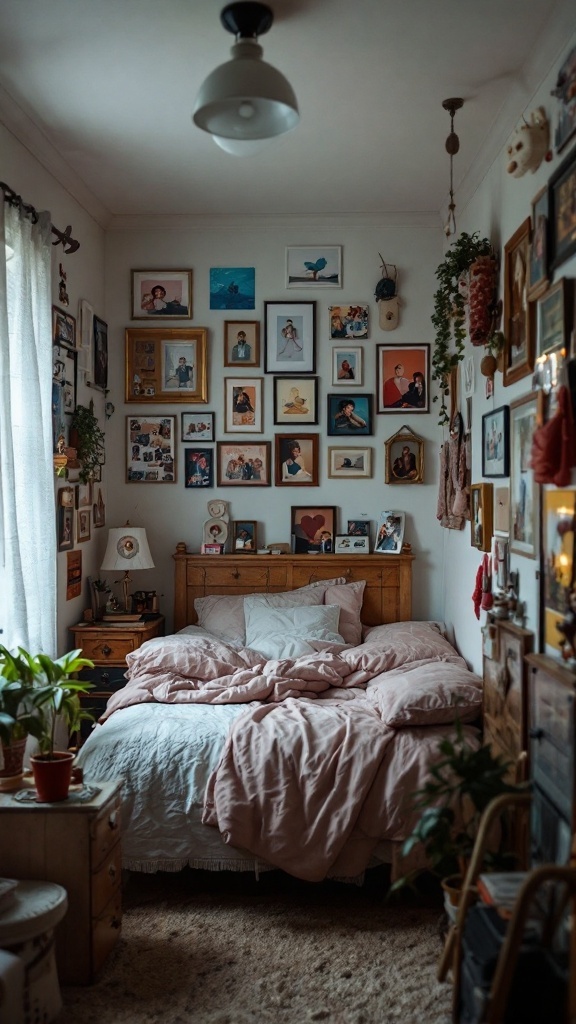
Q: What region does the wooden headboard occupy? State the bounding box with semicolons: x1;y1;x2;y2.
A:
173;545;413;633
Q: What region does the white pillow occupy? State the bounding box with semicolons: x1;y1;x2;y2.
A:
244;600;344;659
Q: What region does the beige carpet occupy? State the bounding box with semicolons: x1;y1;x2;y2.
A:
59;868;453;1024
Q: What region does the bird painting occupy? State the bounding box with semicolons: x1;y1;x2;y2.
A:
303;257;327;279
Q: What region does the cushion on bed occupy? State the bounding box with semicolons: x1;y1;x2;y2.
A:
323;580;365;646
243;599;344;659
361;620;465;669
194;578;346;644
367;660;483;727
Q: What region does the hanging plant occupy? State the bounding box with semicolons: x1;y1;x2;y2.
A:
431;232;495;425
69;403;105;483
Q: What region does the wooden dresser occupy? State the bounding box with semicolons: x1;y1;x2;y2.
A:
0;779;122;984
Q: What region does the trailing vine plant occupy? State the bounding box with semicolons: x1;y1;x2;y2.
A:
431;231;494;425
69;403;105;483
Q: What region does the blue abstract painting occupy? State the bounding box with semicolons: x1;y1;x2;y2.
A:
210;267;255;310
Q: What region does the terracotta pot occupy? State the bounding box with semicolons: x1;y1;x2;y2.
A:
440;873;464;923
30;750;75;802
0;737;27;788
480;353;497;377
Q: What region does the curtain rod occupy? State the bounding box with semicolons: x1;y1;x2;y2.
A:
1;181;80;254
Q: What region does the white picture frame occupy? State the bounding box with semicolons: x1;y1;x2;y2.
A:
334;535;370;554
374;510;405;554
286;246;342;289
331;346;363;386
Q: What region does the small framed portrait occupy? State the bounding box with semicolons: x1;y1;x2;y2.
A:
232;520;258;553
377;344;429;413
509;394;538;559
126;415;176;483
131;270;193;320
334;535;370;554
536;278;573;358
264;301;316;374
52;306;76;349
384;428;424;484
328;304;368;339
375;511;405;554
527;186;549;301
327;446;372;479
275;434;319;486
470;483;494;551
481;406;510;478
291;506;337;553
181;411;214;441
503;218;535;386
203;543;224;555
224;320;260;367
331;346;363;386
210;267;255;310
273;376;319;425
327;393;373;436
57;506;74;551
224;377;264;432
347;520;370;536
216;442;271;486
75;483;92;509
93;316;108;391
184;447;214;488
286;246;342;289
125;328;208;404
76;508;91;543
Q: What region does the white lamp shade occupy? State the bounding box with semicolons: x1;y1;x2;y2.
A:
101;527;155;572
193;40;299;141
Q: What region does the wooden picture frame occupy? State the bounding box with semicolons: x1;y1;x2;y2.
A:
131;270;193;320
216;442;271;486
536;278;574;358
509;394;538;559
327;446;372;479
223;320;260;367
527;186;549;301
93;316;108;391
184;447;214;488
376;344;429;413
334;535;370;554
181;411;214;441
328;304;368;339
264;301;316;374
232;520;258;553
503;217;535;386
52;306;76;349
291;506;337;553
76;508;91;543
331;346;363;386
224;376;263;433
275;434;319;486
273;376;319;425
125;328;208;404
57;506;74;551
540;487;576;658
286;246;342;289
375;511;405;554
384;428;424;484
126;414;176;483
470;483;494;551
481;406;510;478
326;393;373;436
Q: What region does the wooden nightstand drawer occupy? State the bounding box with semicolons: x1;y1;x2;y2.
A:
187;562;289;588
79;635;136;663
92;842;121;918
91;796;122;867
92;888;122;976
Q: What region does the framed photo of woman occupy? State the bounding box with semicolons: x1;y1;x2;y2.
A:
232;520;257;552
331;346;363;386
326;393;373;436
275;434;319;486
376;344;429;413
224;377;263;433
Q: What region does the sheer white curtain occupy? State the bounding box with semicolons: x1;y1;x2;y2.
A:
0;199;56;655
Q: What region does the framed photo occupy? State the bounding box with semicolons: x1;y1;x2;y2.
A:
286;246;342;289
536;278;573;358
527;186;549;301
328;304;368;339
275;434;319;486
203;543;224;555
327;446;372;479
375;511;405;554
264;301;316;374
131;270;193;320
52;306;76;349
549;145;576;271
216;442;271;485
503;218;535;386
224;321;260;367
224;377;263;432
291;506;337;553
470;483;494;552
93;316;108;391
126;415;176;483
125;328;208;403
92;486;106;528
232;520;257;553
58;485;74;508
53;344;77;415
210;267;255;310
57;506;74;551
494;486;510;535
273;376;318;425
181;411;214;441
376;344;429;413
509;394;538;558
76;508;91;543
552;44;576;153
326;393;373;436
334;535;370;554
331;346;363;386
184;447;214;488
75;482;92;509
384;428;424;484
481;406;510;477
540;487;576;657
347;520;370;536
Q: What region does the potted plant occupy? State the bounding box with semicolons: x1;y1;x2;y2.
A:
0;649;45;787
69;402;105;483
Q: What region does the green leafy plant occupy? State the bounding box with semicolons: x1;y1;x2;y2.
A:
69;403;105;483
0;648;43;745
431;232;494;425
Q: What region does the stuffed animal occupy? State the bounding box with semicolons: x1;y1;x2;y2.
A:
506;107;551;177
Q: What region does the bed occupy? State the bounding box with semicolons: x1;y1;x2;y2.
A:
76;548;483;882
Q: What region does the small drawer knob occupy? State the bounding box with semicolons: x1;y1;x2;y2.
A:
100;644;112;657
529;727;544;741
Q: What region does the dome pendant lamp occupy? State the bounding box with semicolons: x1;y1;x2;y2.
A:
193;2;299;155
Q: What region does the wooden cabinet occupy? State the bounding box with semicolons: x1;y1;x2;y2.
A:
483;620;533;781
0;780;122;984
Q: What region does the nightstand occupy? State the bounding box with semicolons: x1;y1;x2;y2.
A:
0;780;122;985
69;616;165;735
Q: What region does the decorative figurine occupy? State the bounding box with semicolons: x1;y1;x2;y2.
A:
203;499;230;551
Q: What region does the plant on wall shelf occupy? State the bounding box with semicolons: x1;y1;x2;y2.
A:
431;231;494;425
69;402;105;483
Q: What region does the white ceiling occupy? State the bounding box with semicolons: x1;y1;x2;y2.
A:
0;0;572;226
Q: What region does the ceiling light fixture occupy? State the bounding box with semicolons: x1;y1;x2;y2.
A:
442;97;463;237
192;2;299;155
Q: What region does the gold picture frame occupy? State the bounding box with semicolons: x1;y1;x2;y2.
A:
470;482;494;551
384;427;424;484
125;328;208;404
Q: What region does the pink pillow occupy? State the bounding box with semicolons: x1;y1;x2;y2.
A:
367;660;483;727
361;621;465;669
323;580;366;646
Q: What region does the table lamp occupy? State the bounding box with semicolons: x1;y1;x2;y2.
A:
100;523;155;613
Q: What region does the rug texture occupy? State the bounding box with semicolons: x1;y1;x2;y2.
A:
59;868;453;1024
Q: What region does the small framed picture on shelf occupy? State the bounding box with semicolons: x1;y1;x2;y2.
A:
181;411;214;441
331;346;363;386
224;320;260;367
347;519;370;536
203;543;223;555
232;520;258;553
291;506;337;554
131;270;193;320
334;535;370;554
375;511;405;554
481;406;510;478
